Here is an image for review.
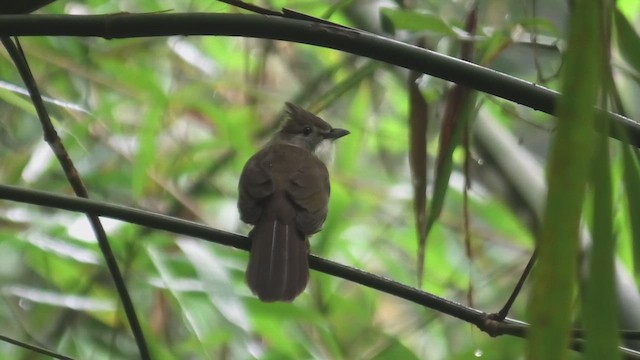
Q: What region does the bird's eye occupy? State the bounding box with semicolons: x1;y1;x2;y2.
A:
302;126;313;136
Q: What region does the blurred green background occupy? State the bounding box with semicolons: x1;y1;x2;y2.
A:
1;0;640;359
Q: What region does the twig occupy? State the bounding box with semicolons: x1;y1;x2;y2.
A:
492;249;538;320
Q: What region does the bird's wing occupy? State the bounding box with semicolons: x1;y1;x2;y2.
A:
287;154;330;235
238;149;274;225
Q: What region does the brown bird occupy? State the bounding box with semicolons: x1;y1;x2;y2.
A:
238;102;349;302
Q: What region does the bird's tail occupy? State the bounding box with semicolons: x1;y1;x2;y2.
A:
245;219;309;302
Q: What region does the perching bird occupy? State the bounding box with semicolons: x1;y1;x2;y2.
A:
238;102;349;302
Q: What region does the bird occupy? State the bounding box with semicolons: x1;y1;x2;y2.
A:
238;102;349;302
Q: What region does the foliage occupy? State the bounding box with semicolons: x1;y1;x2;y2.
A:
0;0;639;359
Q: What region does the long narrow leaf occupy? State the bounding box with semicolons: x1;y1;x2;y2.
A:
584;130;620;360
422;90;476;259
133;106;162;197
408;67;429;285
614;9;640;77
420;5;477;282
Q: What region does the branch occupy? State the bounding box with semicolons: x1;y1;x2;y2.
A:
2;184;640;359
0;13;638;146
0;333;73;360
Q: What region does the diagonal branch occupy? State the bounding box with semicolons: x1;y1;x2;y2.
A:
0;333;73;360
0;13;638;146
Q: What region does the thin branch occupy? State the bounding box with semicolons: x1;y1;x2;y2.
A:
493;249;538;321
0;13;638;146
1;184;640;359
0;333;74;360
0;37;150;359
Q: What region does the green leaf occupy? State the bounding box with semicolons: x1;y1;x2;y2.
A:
517;17;561;37
408;69;429;285
421;90;478;280
0;87;39;115
478;28;512;66
133;105;162;197
584;131;620;360
178;240;250;331
315;61;379;111
373;335;420;360
614;8;640;76
380;8;455;35
622;145;640;280
321;0;355;19
146;246;221;348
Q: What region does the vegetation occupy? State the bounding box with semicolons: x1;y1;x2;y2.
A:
1;0;639;359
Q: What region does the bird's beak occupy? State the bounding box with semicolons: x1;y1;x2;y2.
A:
324;128;350;140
